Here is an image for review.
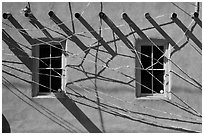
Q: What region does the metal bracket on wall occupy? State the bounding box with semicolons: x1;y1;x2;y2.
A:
48;11;89;54
122;13;152;45
171;13;202;50
145;13;180;50
192;12;202;28
99;12;135;54
25;12;54;40
3;13;34;45
75;13;116;57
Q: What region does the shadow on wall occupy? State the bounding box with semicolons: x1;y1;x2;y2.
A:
2;114;11;133
3;81;200;94
57;83;201;94
171;86;201;94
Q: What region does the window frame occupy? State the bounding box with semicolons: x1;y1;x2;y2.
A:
32;38;66;98
135;38;171;99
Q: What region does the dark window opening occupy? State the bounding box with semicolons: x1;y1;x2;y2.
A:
153;70;164;93
141;70;152;93
39;44;62;93
141;46;152;69
39;69;50;92
153;46;164;69
140;45;165;95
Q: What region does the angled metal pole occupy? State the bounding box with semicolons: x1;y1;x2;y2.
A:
75;13;116;57
144;13;180;50
48;11;89;54
3;13;34;44
171;13;202;50
25;12;54;40
99;12;135;53
122;13;152;45
192;12;202;28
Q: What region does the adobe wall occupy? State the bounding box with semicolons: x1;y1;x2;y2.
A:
2;2;202;133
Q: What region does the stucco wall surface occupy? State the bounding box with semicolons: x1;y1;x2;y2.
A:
2;2;202;133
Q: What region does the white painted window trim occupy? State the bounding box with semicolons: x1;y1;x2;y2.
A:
135;39;171;100
32;39;66;98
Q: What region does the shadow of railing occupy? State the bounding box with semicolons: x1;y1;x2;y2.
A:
55;93;102;133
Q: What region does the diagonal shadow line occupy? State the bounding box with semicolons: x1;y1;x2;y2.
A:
26;13;54;40
2;70;32;84
2;64;32;76
2;77;75;132
2;73;101;132
162;99;201;118
66;90;201;125
2;29;33;72
171;14;202;50
2;114;11;133
2;60;24;65
170;38;189;57
66;66;132;87
3;13;34;44
55;93;102;133
67;93;200;133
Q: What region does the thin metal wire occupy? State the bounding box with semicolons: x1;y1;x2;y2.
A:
3;65;201;124
4;66;198;131
3;55;199;123
70;79;201;118
67;85;201;125
2;77;81;133
189;41;202;55
171;2;193;17
94;2;105;132
2;2;202;132
3;25;201;104
65;86;201;133
69;96;200;133
68;2;75;34
2;3;198;88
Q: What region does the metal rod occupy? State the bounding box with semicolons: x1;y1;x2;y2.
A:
145;13;179;50
122;13;152;45
192;12;202;28
68;2;75;33
3;12;34;44
171;13;202;50
25;12;54;40
75;13;116;57
99;12;135;53
48;11;89;54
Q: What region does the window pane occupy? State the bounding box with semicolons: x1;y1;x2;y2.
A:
141;70;152;94
39;45;50;68
51;57;61;68
153;70;164;93
51;69;62;92
51;45;62;57
153;46;164;69
51;45;62;68
141;46;152;69
39;69;50;92
39;59;50;68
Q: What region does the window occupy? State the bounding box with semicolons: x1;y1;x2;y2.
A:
32;38;66;97
135;38;171;99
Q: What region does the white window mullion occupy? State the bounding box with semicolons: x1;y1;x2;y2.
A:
151;45;153;94
49;45;52;92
